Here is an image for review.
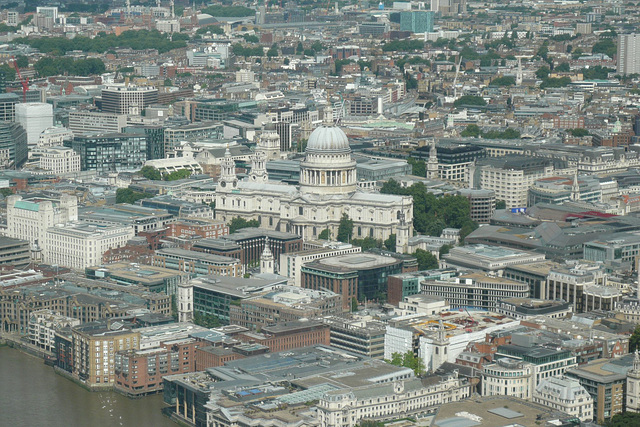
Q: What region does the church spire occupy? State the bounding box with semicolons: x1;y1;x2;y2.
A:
570;170;580;202
219;146;237;191
260;237;274;274
427;141;439;180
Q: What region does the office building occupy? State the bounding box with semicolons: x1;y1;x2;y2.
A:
152;248;242;277
15;103;53;148
456;189;496;224
533;376;594;422
71;133;147;173
443;244;545;272
323;316;387;359
163;121;222;154
28;309;80;352
100;86;158;115
0;121;27;168
400;10;435;33
37;146;81;174
68;111;127;135
0;93;19;121
278;243;361;285
7;194;78;249
85;262;188;294
0;236;31;268
617;33;640;75
43;221;135;270
301;253;405;310
481;358;534;399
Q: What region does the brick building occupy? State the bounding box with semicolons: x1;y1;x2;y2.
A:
168;218;229;240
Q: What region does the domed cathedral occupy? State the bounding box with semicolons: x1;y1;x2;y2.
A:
215;106;413;251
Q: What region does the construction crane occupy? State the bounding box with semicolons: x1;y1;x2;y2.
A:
10;56;28;102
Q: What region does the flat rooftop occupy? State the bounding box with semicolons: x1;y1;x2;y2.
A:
310;253;402;271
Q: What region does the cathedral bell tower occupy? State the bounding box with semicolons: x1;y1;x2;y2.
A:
431;320;449;372
219;147;237;192
249;150;268;183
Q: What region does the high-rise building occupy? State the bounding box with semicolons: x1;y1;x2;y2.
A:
100;86;158;115
400;10;435;33
71;133;147;173
15;103;53;148
68;111;127;135
0;121;28;168
618;34;640;75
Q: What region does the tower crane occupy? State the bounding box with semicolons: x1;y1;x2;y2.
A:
10;56;28;102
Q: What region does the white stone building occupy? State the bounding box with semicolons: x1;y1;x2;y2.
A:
215;108;413;251
68;111;127;135
38;146;81;174
15;102;53;148
534;376;593;422
28;309;80;352
7;194;78;250
317;374;471;427
43;221;134;270
482;358;535;400
279;242;361;286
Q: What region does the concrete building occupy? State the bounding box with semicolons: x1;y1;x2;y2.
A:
7;194;78;250
457;189;496;224
0;93;19;121
443;245;546;272
100;85;158;115
152;248;242;277
28;309;81;352
387;269;457;306
43;221;135;270
15;102;53;148
278;242;361;285
85;262;188;295
0;236;31;268
618;33;640;75
229;285;342;329
400;10;435;33
37;127;73;148
37;146;81;174
481;358;535;400
533;376;594;422
68;111;127;135
496;297;572;320
421;272;530;310
323;316;387;359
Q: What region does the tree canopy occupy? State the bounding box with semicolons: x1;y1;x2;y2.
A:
201;5;255;16
164;169;192;181
337;214;354;243
381;180;477;239
387;351;426;376
453;95;486;107
116;188;151;204
606;411;640;427
229;217;260;233
34;57;105;77
139;166;162;180
415;249;439;270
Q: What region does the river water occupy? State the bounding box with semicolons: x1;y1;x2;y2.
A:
0;347;176;427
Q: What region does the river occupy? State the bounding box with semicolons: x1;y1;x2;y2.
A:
0;347;177;427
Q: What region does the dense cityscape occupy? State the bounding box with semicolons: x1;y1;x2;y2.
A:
1;0;640;426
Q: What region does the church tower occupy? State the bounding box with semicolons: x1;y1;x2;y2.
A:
627;351;640;412
219;147;237;192
395;202;410;254
177;281;193;323
431;320;449;372
258;123;281;160
427;141;439;180
570;170;580;202
249;150;268;183
260;237;275;274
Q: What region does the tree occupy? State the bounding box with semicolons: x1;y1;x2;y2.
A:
164;169;192;181
296;41;304;55
192;311;222;328
0;187;12;197
352;237;383;250
489;76;516;87
357;421;384;427
592;38;617;58
555;62;571;72
139;165;162;180
606;411;640;427
439;244;453;257
386;351;426;376
568;128;589;137
630;325;640;353
415;249;439;270
535;66;550;79
318;229;331;240
229;217;260;233
461;124;481;138
164;78;173;86
384;234;396;252
267;43;278;58
351;297;358;312
337;214;353;243
15;55;28;68
116;188;150;204
407;157;426;176
496;199;506;209
453;95;486;108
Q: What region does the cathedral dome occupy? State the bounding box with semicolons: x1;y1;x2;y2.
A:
306;125;350;153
